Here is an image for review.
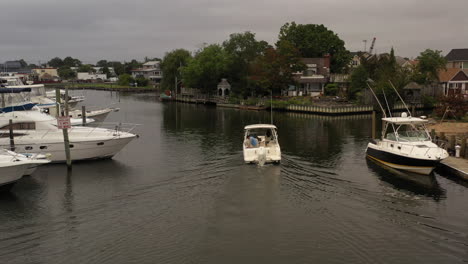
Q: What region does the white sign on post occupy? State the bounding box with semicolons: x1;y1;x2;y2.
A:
57;116;71;129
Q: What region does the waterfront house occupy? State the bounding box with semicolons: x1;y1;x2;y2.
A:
131;61;162;84
445;49;468;69
438;68;468;99
288;56;330;96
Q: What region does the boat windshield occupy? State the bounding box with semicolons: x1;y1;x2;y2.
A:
396;124;430;142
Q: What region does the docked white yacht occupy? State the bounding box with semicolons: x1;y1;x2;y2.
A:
243;124;281;165
366;113;448;175
1;76;115;123
0;149;50;191
0;110;137;162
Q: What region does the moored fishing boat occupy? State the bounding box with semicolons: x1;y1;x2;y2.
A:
366;113;448;175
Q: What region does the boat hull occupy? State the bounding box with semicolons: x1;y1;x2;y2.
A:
0;163;29;188
366;144;440;175
0;136;135;163
243;146;281;164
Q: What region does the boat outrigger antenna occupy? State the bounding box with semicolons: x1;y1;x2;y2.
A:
366;82;387;118
388;80;411;116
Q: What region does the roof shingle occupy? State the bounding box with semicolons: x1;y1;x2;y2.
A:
445;49;468;61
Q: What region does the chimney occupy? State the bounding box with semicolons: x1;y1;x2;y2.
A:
323;53;331;69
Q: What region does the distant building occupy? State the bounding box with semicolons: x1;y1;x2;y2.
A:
32;68;59;81
287;56;331;96
403;82;442;104
349;51;371;69
445;49;468;69
77;72;107;82
438;68;468;98
131;61;162;83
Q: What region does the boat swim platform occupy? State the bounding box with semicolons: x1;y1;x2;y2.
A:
437;157;468;181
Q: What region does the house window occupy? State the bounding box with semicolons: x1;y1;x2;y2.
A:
463;62;468;69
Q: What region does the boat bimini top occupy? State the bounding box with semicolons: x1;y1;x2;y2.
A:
381;117;428;125
244;124;277;130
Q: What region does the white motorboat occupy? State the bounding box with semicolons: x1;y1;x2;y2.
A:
366;113;448;175
243;124;281;165
46;89;85;108
0;110;137;163
0;149;50;191
365;81;449;175
0;149;50;175
68;107;119;123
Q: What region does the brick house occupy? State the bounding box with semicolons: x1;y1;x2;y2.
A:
287;55;331;96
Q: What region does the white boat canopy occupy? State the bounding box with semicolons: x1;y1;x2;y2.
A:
381;117;428;125
244;124;277;130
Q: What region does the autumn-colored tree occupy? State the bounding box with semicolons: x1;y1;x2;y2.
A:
249;40;304;96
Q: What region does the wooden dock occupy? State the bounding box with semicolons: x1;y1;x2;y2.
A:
437;157;468;181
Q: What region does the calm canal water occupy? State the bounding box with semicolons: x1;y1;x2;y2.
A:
1;90;467;264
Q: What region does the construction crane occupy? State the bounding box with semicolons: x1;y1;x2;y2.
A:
369;37;376;54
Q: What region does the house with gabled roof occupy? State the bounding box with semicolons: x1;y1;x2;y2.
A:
438;68;468;99
131;61;162;83
288;56;330;96
445;49;468;69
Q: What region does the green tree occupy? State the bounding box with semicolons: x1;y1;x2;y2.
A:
277;22;351;73
77;64;95;72
63;56;81;67
109;61;124;76
96;60;108;67
222;31;270;96
415;49;447;84
118;74;134;86
124;60;142;74
160;49;192;91
349;65;368;100
102;66;110;78
58;67;76;80
182;44;229;94
48;57;64;68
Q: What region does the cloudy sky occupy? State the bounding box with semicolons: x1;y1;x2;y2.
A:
1;0;467;64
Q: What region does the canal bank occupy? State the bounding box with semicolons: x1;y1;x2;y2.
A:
2;90;468;264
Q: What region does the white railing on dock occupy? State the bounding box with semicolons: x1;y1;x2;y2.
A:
284;102;426;115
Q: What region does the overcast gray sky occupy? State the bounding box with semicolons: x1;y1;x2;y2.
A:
1;0;467;64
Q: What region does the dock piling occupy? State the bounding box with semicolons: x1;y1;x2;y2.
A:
8;119;15;151
82;106;86;126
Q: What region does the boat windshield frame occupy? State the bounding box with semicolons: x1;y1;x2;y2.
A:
383;121;431;142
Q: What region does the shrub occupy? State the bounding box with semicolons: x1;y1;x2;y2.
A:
435;94;468;119
271;100;290;109
118;74;134;86
422;95;437;108
325;83;339;96
135;77;149;87
228;95;240;104
244;97;260;106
